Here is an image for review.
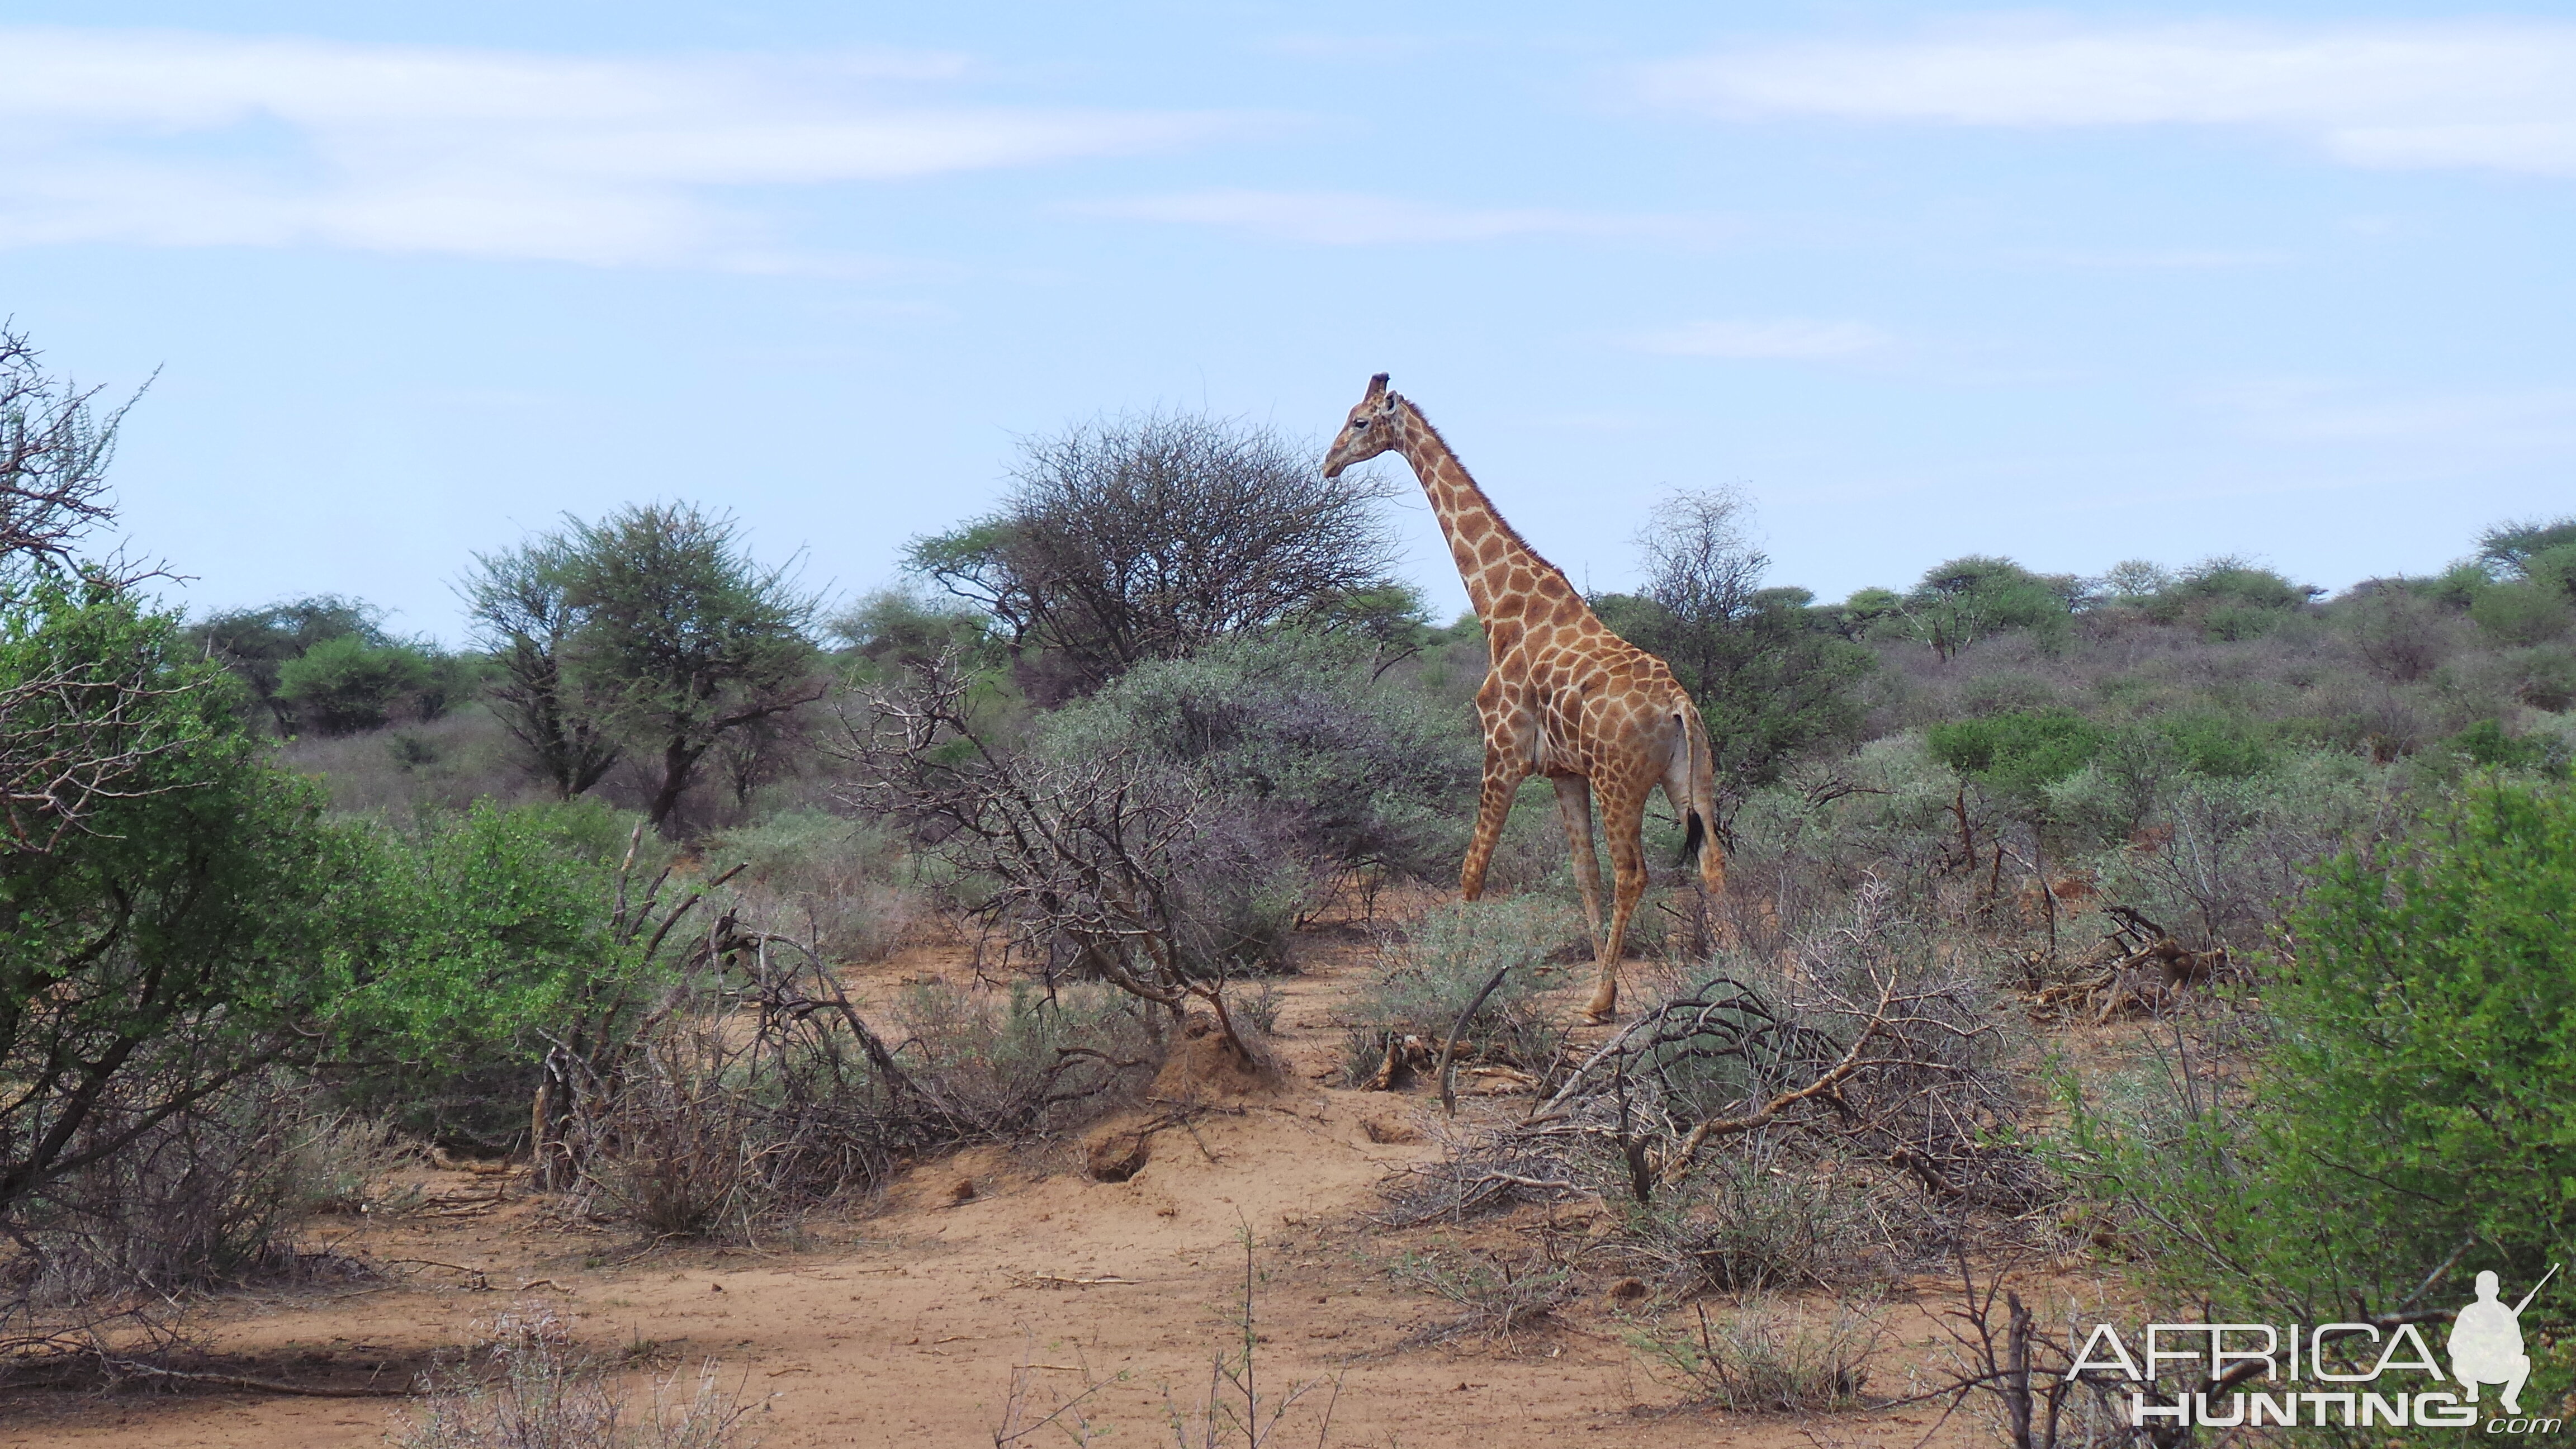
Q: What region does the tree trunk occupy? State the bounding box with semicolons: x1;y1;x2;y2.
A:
647;735;703;837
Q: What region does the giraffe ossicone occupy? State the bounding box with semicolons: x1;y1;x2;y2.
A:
1323;373;1726;1022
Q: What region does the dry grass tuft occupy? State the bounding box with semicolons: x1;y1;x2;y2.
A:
394;1303;760;1449
1627;1295;1881;1412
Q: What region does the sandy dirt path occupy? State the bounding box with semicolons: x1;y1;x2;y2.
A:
1;937;1986;1449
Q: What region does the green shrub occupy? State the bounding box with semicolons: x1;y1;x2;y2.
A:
2154;711;2272;778
830;584;1004;675
3;584;362;1286
2265;780;2576;1247
2198;603;2284;641
2449;719;2568;775
2068;780;2576;1409
1928;708;2109;804
2501;643;2576;712
1039;631;1478;881
2478;516;2576;590
704;808;915;963
2471;580;2576;647
190;593;387;732
325;798;662;1143
2134;557;2312;638
276;634;453;734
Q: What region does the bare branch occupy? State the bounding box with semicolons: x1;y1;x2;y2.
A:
1;324;144;569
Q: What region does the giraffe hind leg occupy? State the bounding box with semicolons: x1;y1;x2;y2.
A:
1552;775;1606;959
1583;779;1653;1024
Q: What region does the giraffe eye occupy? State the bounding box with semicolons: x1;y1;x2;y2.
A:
1352;416;1371;429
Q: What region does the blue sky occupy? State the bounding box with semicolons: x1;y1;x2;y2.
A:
6;2;2573;640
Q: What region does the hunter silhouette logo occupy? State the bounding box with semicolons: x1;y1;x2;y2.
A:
2452;1265;2556;1416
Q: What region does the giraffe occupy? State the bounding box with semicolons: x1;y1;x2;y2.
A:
1323;373;1726;1022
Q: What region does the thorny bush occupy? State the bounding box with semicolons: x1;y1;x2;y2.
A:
831;649;1278;1052
564;925;1160;1239
1381;883;2030;1295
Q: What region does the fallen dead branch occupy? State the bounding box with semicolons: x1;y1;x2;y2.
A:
2026;906;2228;1024
383;1258;493;1290
1383;883;2039;1236
1007;1272;1142;1289
97;1357;410;1399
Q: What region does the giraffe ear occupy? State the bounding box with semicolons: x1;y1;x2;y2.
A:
1365;372;1389;401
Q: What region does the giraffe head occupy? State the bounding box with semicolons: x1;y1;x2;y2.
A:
1321;372;1400;479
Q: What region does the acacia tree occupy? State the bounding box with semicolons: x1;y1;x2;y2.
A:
555;503;822;836
1899;556;2086;659
189;595;378;732
1;595;349;1228
2479;514;2576;588
1;333;359;1311
459;539;622;799
907;411;1404;700
190;595;460;736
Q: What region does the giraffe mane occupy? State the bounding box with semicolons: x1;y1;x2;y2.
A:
1393;392;1581;598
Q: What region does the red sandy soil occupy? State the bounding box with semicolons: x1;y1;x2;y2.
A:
0;929;2066;1449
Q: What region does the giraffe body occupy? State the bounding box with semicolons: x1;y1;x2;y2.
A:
1324;373;1726;1021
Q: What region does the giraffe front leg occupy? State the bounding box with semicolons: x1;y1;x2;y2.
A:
1551;775;1606;959
1584;780;1652;1024
1459;759;1526;901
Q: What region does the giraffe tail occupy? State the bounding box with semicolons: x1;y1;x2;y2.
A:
1674;700;1713;868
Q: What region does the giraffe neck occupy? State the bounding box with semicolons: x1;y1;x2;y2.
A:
1390;400;1585;635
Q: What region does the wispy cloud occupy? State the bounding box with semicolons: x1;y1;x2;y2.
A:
1074;188;1721;245
1640;22;2576;177
2210;377;2576;450
0;27;1237;266
1624;318;1891;359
